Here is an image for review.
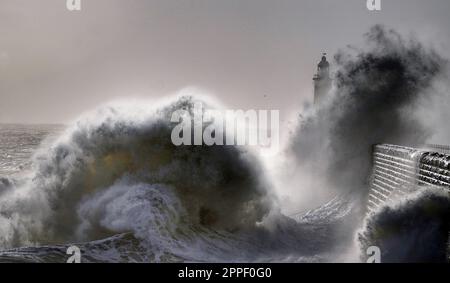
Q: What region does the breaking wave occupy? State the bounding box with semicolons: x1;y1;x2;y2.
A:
0;95;356;262
0;96;267;258
358;189;450;263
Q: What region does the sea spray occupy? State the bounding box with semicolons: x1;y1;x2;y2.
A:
290;25;445;197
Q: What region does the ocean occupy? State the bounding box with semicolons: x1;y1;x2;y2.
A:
0;124;64;177
0;97;447;263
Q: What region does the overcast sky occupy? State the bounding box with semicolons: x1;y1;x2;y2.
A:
1;0;450;123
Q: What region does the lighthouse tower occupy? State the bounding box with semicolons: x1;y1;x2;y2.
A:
313;53;332;104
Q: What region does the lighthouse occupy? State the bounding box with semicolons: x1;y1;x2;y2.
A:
313;53;332;104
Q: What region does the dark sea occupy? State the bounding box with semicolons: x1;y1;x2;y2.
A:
0;124;64;177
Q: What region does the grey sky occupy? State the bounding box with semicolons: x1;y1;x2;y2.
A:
1;0;450;123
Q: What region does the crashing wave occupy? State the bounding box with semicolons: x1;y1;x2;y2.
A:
0;96;276;256
358;189;450;263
